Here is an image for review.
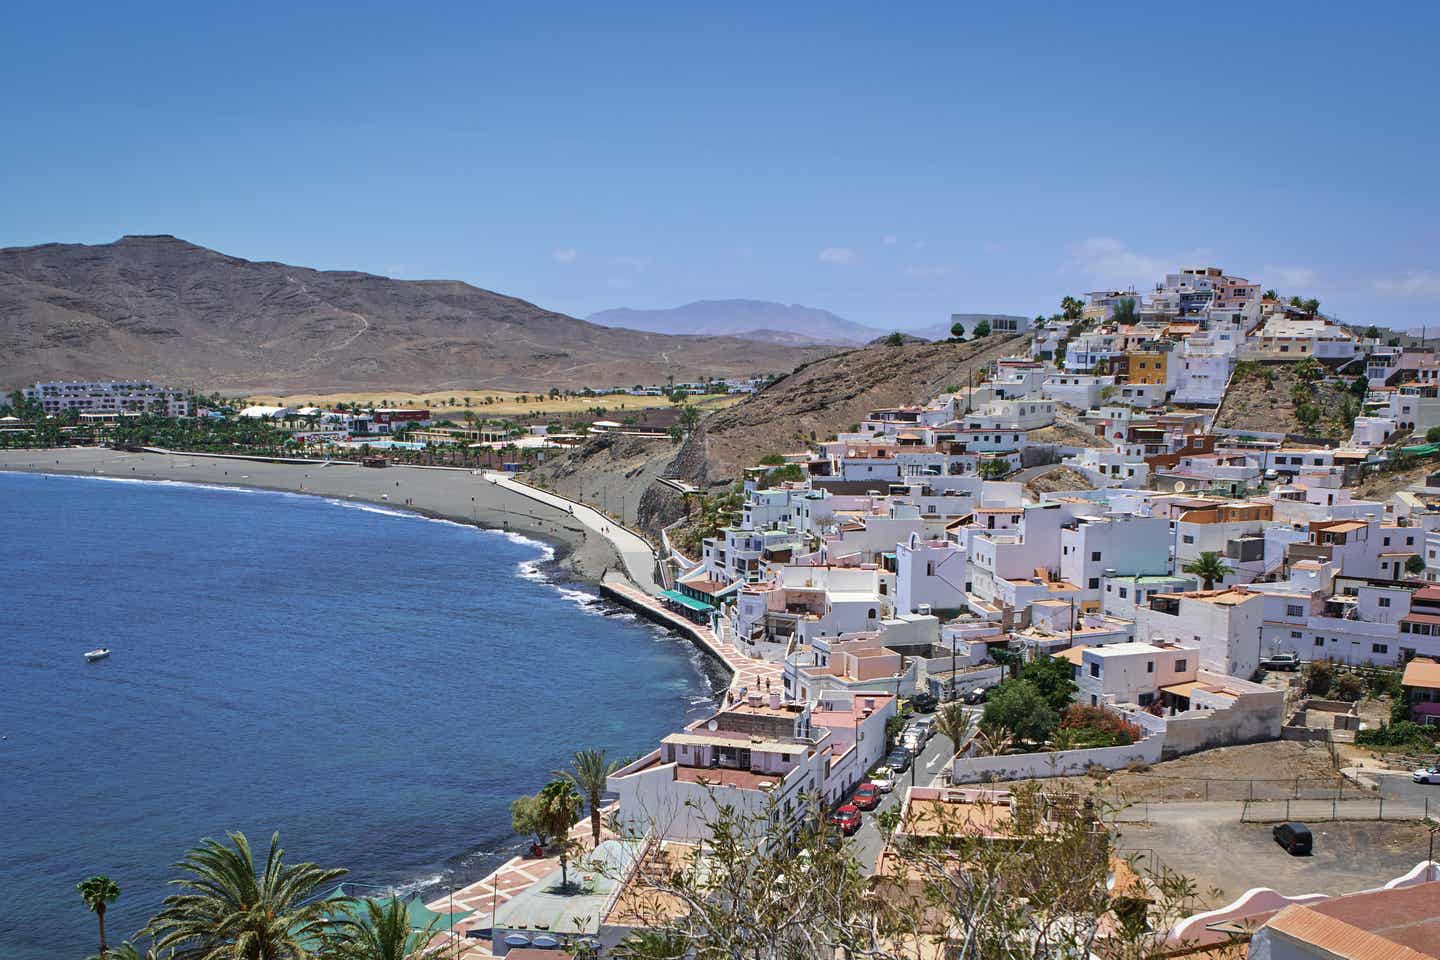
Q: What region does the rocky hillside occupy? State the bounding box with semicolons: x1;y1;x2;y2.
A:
666;333;1028;487
0;236;834;393
1212;361;1360;444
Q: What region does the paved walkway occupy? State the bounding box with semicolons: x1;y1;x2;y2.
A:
601;575;783;696
484;472;662;592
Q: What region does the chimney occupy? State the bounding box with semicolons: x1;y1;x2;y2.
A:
768;690;782;710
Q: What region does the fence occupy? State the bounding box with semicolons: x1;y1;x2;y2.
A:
1241;796;1432;823
1098;774;1355;803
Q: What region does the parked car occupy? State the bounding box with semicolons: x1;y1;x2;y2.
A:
909;692;938;713
1259;652;1301;671
885;750;912;774
828;804;862;835
869;766;896;793
852;782;881;811
901;731;925;754
964;685;993;705
1272;821;1313;856
1413;766;1440;784
909;717;936;740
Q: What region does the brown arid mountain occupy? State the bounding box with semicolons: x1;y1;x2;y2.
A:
0;235;835;393
527;334;1028;539
665;332;1028;488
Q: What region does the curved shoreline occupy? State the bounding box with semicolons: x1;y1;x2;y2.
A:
0;447;622;582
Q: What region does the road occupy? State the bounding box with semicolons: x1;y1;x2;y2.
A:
1014;462;1063;483
848;723;960;872
484;471;662;591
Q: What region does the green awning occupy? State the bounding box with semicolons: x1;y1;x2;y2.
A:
660;589;712;613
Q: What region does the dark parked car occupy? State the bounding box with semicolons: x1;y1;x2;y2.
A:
964;685;992;705
884;749;912;773
828;804;862;835
1272;821;1313;855
910;692;938;713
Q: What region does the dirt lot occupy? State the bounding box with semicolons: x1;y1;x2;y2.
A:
1119;816;1430;901
1017;741;1345;802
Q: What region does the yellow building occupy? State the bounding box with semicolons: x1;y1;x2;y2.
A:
1127;350;1168;385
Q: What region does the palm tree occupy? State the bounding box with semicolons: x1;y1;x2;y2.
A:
146;831;345;960
328;897;438;960
77;875;121;959
558;750;620;848
933;702;979;754
537;779;585;890
1183;551;1231;591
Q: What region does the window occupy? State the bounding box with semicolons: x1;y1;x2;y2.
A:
1291;631;1302;639
1091;551;1102;562
1373;643;1389;655
1314;637;1325;647
1287;604;1305;618
1183;535;1195;544
1089;577;1100;589
1119;587;1128;599
1089;663;1100;678
1380;597;1391;608
1146;661;1154;673
1175;659;1187;672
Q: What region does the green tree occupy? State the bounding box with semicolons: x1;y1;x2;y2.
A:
1295;356;1324;382
558;749;621;848
610;930;689;960
77;875;121;960
1263;288;1279;301
981;681;1057;744
1112;297;1138;325
950;321;966;340
511;793;551;846
1182;551;1231;590
933;702;973;747
884;331;905;346
972;318;992;337
1407;554;1427;575
1018;655;1080;713
677;404;702;434
1303;297;1321;317
1061;295;1085;321
327;896;439;960
1350;375;1370;397
538;778;585;889
145;832;345;960
1365;325;1381;340
1295;402;1320;429
977;459;1010;480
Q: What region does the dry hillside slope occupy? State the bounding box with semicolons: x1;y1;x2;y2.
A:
1212;361;1358;444
0;235;834;393
667;333;1028;487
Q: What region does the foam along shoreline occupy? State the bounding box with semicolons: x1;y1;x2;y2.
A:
0;448;622;583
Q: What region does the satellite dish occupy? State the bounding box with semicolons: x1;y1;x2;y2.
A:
1174;481;1187;493
707;719;719;731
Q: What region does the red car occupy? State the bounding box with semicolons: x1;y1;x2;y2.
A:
852;783;881;811
828;804;862;835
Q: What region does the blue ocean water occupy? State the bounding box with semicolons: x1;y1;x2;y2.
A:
0;472;722;959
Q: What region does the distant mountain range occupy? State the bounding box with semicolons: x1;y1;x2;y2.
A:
0;237;835;393
588;299;1029;345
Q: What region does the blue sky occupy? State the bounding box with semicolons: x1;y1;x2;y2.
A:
2;2;1437;331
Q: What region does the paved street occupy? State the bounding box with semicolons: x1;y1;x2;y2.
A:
849;721;960;872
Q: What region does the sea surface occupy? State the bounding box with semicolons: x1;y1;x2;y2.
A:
0;472;723;959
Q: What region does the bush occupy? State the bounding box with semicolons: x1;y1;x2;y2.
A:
1356;720;1438;751
1059;705;1143;748
1331;672;1366;702
1367;669;1404;700
1305;659;1334;696
982;681;1057;745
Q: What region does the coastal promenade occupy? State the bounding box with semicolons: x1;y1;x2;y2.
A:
482;471;662;592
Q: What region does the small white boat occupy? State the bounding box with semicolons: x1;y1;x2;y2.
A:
84;648;110;662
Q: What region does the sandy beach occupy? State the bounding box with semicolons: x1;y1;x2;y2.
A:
0;447;628;583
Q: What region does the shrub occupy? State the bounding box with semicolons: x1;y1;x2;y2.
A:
1304;659;1334;696
757;453;785;466
1085;763;1110;780
982;681;1058;745
1331;672;1366;702
1059;705;1143;748
1356;721;1437;751
1367;669;1404;700
1125;759;1151;773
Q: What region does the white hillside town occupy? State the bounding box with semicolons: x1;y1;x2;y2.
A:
591;266;1440;955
